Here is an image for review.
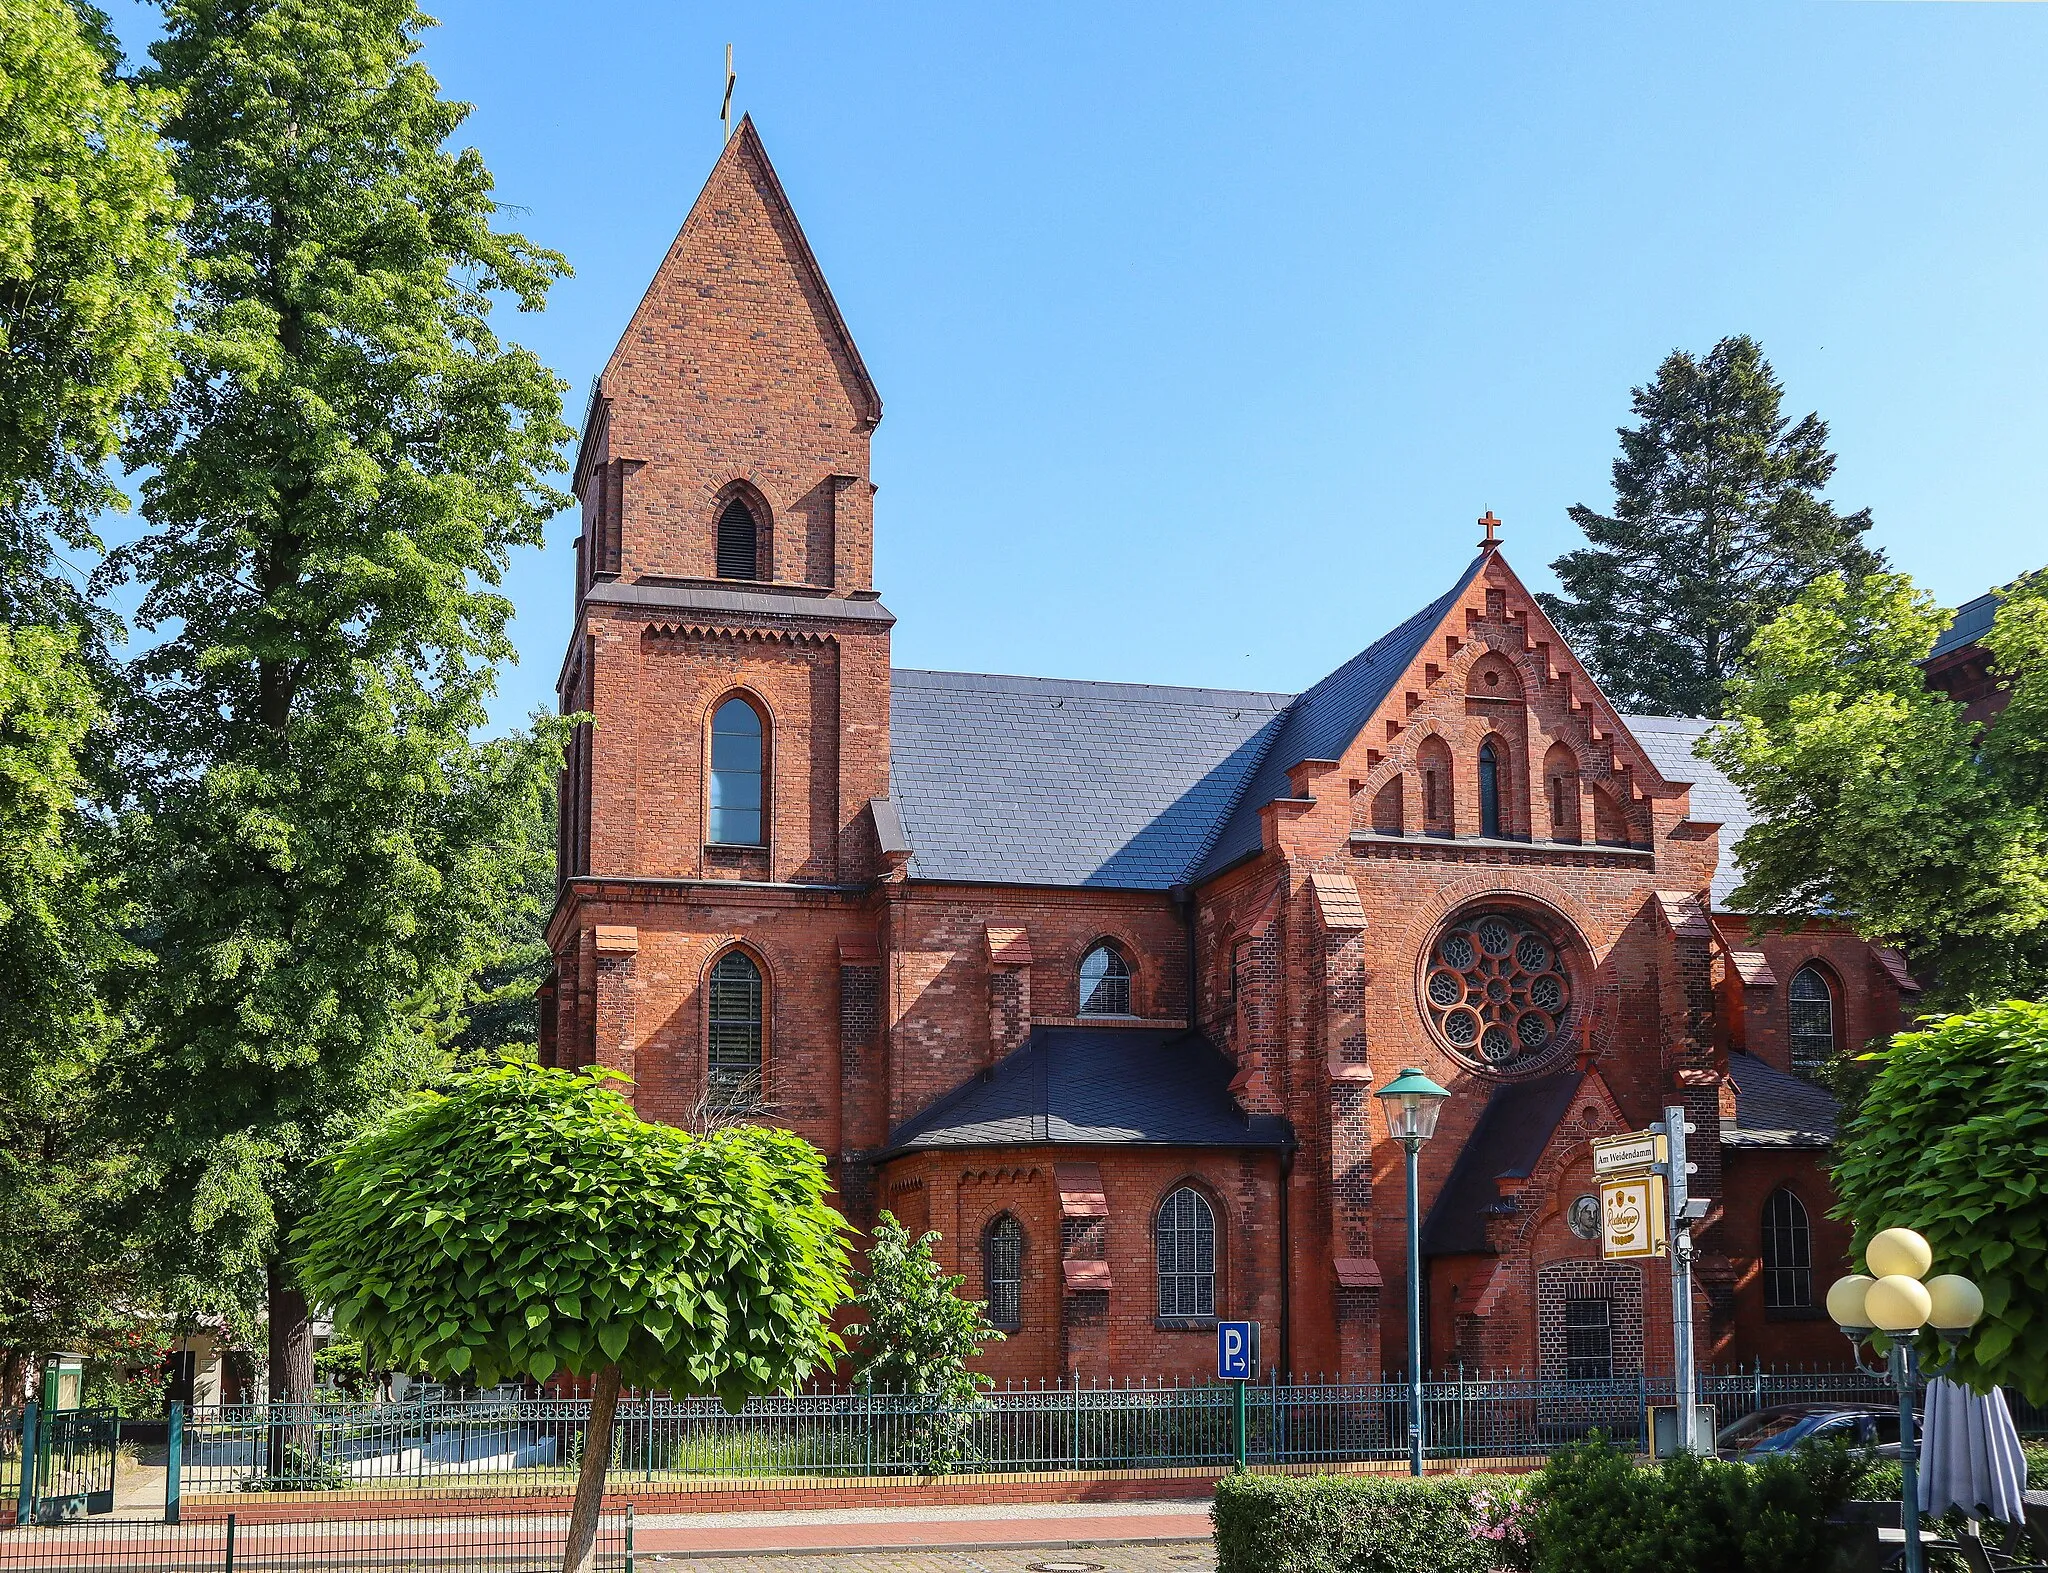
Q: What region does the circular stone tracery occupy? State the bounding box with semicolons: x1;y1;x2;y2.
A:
1423;910;1572;1072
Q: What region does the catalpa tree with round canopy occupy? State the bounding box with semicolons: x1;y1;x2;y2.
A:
295;1063;851;1572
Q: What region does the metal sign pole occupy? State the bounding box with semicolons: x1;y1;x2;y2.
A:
1663;1104;1695;1450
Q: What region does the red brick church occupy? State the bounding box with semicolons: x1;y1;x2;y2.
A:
541;121;1921;1385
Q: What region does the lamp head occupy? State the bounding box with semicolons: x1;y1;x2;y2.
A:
1826;1274;1874;1333
1375;1066;1451;1144
1865;1228;1933;1281
1924;1274;1984;1332
1865;1274;1934;1334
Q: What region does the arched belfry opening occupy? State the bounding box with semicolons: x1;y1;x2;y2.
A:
716;495;761;580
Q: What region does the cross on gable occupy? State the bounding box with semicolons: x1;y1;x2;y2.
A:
1477;511;1503;550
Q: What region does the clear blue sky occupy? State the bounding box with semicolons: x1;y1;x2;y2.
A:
101;1;2048;731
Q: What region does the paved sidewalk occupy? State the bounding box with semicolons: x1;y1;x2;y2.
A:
631;1499;1214;1562
635;1548;1215;1572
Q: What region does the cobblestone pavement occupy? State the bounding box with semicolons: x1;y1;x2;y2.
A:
638;1543;1217;1573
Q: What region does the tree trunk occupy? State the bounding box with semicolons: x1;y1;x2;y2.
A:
264;1259;315;1480
561;1365;621;1573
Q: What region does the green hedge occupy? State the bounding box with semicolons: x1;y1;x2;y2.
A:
1212;1471;1526;1573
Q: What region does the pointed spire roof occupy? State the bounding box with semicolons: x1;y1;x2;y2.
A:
576;116;880;478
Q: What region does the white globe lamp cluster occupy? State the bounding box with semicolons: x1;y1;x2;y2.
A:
1826;1227;1984;1343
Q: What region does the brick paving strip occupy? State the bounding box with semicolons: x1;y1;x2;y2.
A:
632;1500;1214;1560
644;1549;1216;1573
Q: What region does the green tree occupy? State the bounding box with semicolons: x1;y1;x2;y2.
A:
1704;570;2048;1007
847;1212;1003;1471
1830;1001;2048;1403
295;1062;851;1573
1;0;182;633
0;625;140;1393
451;732;557;1063
1539;335;1882;717
112;0;573;1412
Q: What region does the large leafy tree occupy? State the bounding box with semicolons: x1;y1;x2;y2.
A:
0;0;182;633
1704;570;2048;1008
1831;1001;2048;1403
1539;335;1883;717
296;1064;852;1573
114;0;572;1409
0;625;139;1397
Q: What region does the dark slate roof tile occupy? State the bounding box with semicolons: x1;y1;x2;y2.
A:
1420;1071;1584;1257
1621;714;1755;911
886;1026;1293;1154
1724;1051;1839;1149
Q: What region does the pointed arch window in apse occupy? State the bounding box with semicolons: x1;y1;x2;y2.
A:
1478;741;1502;838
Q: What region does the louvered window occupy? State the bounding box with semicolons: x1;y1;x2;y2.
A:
983;1214;1023;1330
708;950;763;1104
1788;966;1835;1074
1078;943;1131;1016
716;497;759;580
1479;741;1502;838
1762;1188;1813;1310
1157;1187;1216;1319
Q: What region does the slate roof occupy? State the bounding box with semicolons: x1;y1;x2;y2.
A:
1419;1071;1585;1256
1189;555;1490;883
885;1026;1294;1154
1620;714;1756;910
889;670;1290;889
1724;1052;1840;1149
1928;586;2003;662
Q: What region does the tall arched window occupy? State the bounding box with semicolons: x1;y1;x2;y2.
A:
1157;1187;1217;1319
1078;942;1132;1016
1762;1188;1813;1309
707;949;764;1103
1478;740;1502;839
1787;965;1835;1074
716;496;760;580
983;1213;1023;1331
709;698;765;846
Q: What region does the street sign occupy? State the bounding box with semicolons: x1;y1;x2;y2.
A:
1591;1129;1667;1177
1217;1321;1258;1381
1600;1173;1669;1259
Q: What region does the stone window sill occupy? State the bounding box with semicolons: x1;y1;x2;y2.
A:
1351;831;1653;857
1155;1316;1218;1333
1764;1303;1829;1322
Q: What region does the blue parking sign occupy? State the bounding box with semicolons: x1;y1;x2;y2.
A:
1217;1320;1256;1381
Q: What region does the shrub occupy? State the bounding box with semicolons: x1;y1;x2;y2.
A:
1520;1434;1861;1573
1212;1471;1527;1573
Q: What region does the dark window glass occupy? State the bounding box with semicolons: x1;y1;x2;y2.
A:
1157;1187;1216;1319
1788;966;1835;1073
1564;1298;1612;1380
710;698;764;846
1762;1188;1813;1309
1479;741;1502;838
716;497;759;580
707;950;763;1104
1078;943;1131;1016
983;1214;1023;1330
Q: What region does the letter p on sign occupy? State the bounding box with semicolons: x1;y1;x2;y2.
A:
1217;1320;1256;1381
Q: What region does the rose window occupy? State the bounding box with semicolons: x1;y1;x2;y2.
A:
1424;911;1571;1069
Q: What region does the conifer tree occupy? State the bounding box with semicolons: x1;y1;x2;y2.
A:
1539;336;1882;716
115;0;572;1414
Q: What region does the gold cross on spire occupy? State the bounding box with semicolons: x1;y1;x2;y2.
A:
1477;510;1502;551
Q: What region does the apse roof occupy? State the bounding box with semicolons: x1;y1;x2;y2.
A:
1723;1052;1840;1149
884;1026;1294;1155
1419;1071;1585;1257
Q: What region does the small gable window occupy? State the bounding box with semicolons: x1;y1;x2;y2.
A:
1078;942;1132;1016
709;697;765;846
1788;965;1835;1074
1478;740;1502;839
983;1213;1023;1331
1762;1188;1813;1310
707;949;764;1104
1157;1187;1216;1320
716;496;760;580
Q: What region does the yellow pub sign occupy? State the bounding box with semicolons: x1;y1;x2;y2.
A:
1600;1171;1669;1260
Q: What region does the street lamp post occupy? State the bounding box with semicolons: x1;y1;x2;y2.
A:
1376;1066;1450;1479
1826;1227;1986;1573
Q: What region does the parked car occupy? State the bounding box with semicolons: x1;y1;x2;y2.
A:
1716;1404;1920;1461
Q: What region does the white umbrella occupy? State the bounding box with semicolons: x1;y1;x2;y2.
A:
1919;1375;2030;1525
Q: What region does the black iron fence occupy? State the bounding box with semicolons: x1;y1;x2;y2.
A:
0;1510;633;1571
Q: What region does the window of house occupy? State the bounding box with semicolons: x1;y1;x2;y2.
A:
1157;1187;1216;1319
709;698;765;846
707;949;763;1103
1478;741;1502;838
716;496;760;580
1078;942;1132;1016
1762;1188;1813;1310
983;1214;1023;1331
1788;965;1835;1074
1563;1298;1612;1380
